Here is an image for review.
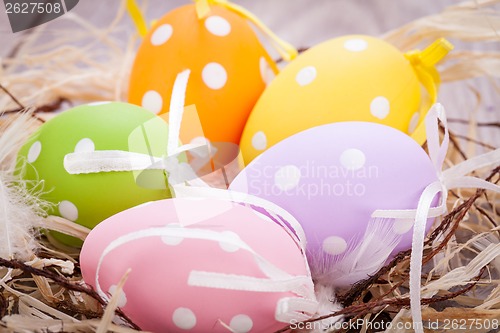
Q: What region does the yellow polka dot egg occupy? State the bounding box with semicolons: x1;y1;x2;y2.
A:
128;3;277;145
240;35;451;163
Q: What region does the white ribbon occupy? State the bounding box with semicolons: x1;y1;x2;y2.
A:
95;222;317;323
371;103;500;332
64;70;212;189
74;70;318;323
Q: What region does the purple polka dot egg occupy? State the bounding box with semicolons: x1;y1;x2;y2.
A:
230;122;439;275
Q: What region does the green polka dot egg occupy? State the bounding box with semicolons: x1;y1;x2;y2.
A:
16;102;172;247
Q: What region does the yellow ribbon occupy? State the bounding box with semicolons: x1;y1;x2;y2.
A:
126;0;148;37
126;0;297;62
404;38;454;144
194;0;298;61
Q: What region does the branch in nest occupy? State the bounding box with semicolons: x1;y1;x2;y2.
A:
338;165;500;307
474;204;498;228
337;250;410;306
3;97;70;115
1;83;69;123
0;291;6;318
55;299;102;320
337;267;486;333
275;267;485;333
446;126;468;161
0;84;25;110
0;257;140;331
447;118;500;128
424;165;500;264
453;134;497;150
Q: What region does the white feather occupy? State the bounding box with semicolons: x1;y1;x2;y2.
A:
0;113;49;260
310;283;343;332
310;217;403;288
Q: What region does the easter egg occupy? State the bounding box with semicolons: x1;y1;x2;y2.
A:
16;102;173;246
241;35;432;163
128;4;276;144
231;122;439;277
80;198;317;332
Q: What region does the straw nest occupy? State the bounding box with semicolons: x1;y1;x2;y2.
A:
0;0;499;332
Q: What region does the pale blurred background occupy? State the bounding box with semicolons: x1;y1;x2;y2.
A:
0;0;499;147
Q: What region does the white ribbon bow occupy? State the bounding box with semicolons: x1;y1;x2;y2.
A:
70;70;319;324
371;103;500;332
64;70;212;190
94;217;318;324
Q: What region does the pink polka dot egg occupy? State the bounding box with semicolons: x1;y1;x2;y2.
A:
80;197;317;332
231;121;439;280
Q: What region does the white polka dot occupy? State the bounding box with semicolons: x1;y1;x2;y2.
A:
161;236;183;246
108;285;127;308
295;66;317;86
141;90;163;114
322;236;348;255
393;218;415;234
251;131;267;150
259;57;274;85
74;138;95;153
340;149;366;171
219;231;241;253
150;24;173;46
161;223;184;246
408;112;420;133
172;307;196;330
189;136;213;158
344;38;368;52
87;101;111;106
59;200;78;221
204;15;231;36
274;165;301;191
370;96;390;119
230;314;253;333
202;63;227;90
27;141;42;163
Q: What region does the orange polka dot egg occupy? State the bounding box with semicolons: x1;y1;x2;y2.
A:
128;3;276;145
240;35;451;163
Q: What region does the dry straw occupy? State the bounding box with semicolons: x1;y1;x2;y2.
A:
0;0;499;332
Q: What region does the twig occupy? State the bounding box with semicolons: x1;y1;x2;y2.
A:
0;84;25;109
337;251;410;306
474;204;498;227
447;118;500;128
55;299;102;320
0;291;6;318
3;97;69;115
338;166;500;307
453;134;497;150
275;267;485;333
0;257;141;331
446;126;468;161
424;166;500;260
